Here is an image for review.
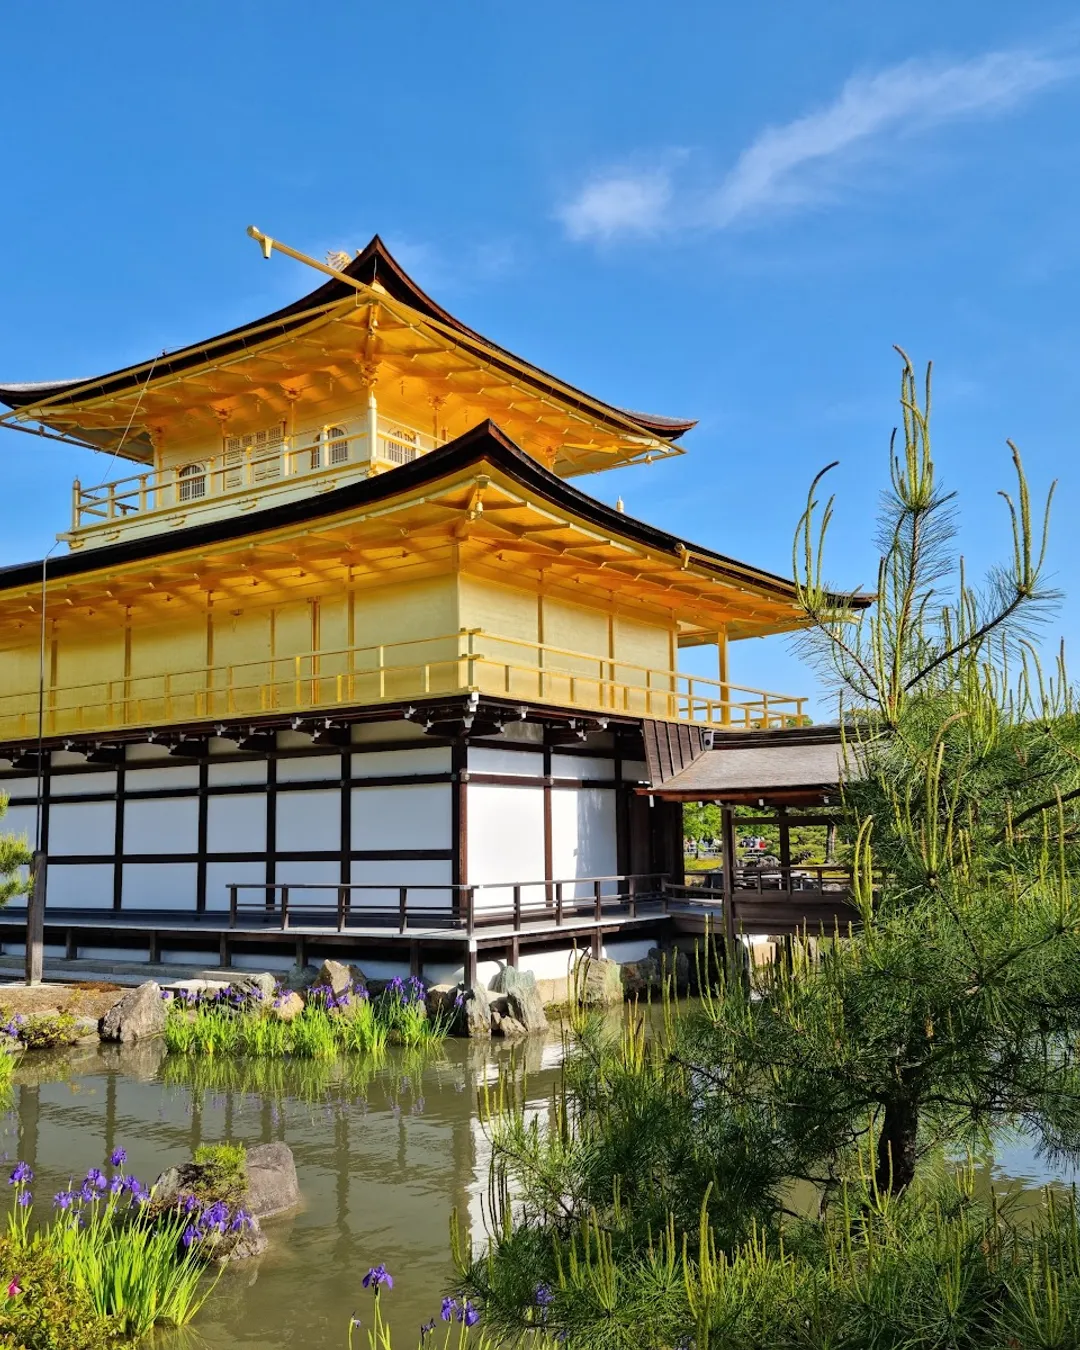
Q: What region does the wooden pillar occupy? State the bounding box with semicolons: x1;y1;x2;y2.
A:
717;630;731;726
25;852;45;986
720;806;737;950
777;807;791;888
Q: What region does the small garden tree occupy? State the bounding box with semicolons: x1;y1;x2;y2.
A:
0;794;31;907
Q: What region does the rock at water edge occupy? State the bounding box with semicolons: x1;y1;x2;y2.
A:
99;982;167;1043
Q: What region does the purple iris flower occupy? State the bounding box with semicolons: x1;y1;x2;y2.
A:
8;1162;32;1185
535;1285;554;1307
108;1148;127;1167
181;1225;200;1248
441;1297;458;1322
109;1176;125;1195
123;1175;142;1194
53;1191;73;1210
15;1190;31;1208
362;1264;393;1291
85;1168;106;1190
78;1184;96;1204
420;1321;436;1339
459;1301;480;1327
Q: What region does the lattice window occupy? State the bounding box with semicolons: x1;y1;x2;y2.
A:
177;463;206;502
382;426;418;466
310;425;349;469
223;425;285;487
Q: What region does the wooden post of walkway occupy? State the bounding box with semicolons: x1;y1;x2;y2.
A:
25;852;45;986
720;806;737;953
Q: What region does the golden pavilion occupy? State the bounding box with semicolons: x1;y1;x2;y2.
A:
0;231;850;985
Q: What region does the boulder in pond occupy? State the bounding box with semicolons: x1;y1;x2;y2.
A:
229;973;277;1004
243;1142;300;1219
620;956;663;999
425;982;492;1037
99;982;167;1043
490;997;528;1038
269;990;304;1022
648;946;691;992
574;956;624;1006
489;967;548;1034
315;959;353;996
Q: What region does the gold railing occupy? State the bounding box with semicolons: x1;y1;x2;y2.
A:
0;630;807;743
70;419;433;531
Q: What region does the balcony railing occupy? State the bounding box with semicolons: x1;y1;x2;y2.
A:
0;630;807;744
69;419;433;533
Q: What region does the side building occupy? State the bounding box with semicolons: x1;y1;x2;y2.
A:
0;235;843;985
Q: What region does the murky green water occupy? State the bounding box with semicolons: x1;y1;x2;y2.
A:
0;1032;1074;1350
0;1038;564;1350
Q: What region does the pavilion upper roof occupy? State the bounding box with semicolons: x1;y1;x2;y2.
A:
0;235;695;478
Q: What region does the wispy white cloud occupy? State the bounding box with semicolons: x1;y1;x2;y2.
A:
556;167;673;242
558;46;1074;241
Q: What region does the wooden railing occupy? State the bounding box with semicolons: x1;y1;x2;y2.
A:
69;418;433;531
226;874;670;934
0;630;807;742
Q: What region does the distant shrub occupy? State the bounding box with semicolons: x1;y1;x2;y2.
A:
0;1012;78;1052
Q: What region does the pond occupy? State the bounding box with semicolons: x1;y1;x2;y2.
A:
0;1030;1073;1350
0;1036;564;1349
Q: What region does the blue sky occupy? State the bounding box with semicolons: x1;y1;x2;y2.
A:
1;1;1077;716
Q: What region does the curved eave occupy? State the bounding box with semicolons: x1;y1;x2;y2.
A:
0;236;696;453
0;420;865;630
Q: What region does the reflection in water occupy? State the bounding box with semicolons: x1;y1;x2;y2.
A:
0;1030;1068;1350
0;1038;562;1350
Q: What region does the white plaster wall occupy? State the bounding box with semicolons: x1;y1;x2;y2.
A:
276;790;340;853
205;861;266;912
1;803;36;844
277;756;341;783
67;945;152;963
348;858;452;912
51;772;116;797
469;747;543;777
351;784;451;851
208;760;268;787
50;802;115;856
351;747;451;778
274;859;341;890
122;862;198;909
551;754;615;781
125;765;199;791
0;778;37;800
125;798;199;854
206;794;267;854
602;937;656;963
467;783;545;910
551;787;618;895
45;862;114;908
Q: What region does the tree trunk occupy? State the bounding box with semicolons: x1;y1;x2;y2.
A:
874;1097;918;1195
